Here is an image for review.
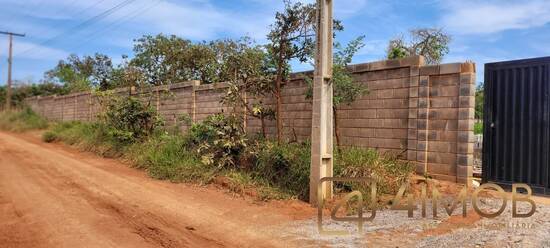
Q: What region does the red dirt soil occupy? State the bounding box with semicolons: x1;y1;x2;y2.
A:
0;131;315;248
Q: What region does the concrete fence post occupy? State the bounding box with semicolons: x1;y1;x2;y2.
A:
407;64;421;174
417;74;431;175
192;81;198;124
88;93;92;122
456;63;476;185
74;95;78;121
60;96;64;121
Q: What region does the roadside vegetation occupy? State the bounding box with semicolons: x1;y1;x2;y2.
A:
42;109;413;200
0;107;48;132
0;104;413;201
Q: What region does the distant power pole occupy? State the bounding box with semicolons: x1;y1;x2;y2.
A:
0;31;25;111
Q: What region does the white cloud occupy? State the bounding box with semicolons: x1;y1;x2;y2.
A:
441;0;550;34
356;39;387;56
333;0;368;18
11;41;69;60
134;1;272;40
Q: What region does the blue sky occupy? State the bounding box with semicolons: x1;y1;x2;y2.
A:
1;0;550;85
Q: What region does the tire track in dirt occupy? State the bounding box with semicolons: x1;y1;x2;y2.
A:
19;156;221;248
0;131;315;247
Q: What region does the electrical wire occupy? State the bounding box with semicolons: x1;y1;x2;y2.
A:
15;0;137;58
67;0;163;53
72;0;109;19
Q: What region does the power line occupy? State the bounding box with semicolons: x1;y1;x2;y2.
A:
2;0;105;35
53;0;82;17
68;0;162;52
73;0;109;18
15;0;137;58
52;0;107;20
20;0;137;57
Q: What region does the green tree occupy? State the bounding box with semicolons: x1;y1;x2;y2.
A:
185;41;219;84
306;36;369;147
89;54;116;90
266;0;316;143
387;28;451;65
0;81;68;109
221;38;275;138
130;34;244;85
45;53;116;92
386;36;408;61
266;0;343;142
130;34;192;86
475;83;484;120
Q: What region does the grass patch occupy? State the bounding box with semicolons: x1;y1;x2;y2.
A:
38;116;415;202
335;147;414;196
0;108;48;132
251;141;311;200
126;133;217;183
474;122;483;135
43;121;130;157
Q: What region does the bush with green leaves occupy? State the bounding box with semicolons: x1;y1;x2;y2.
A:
98;93;163;144
127;133;216;183
335;147;414;195
42;131;57;142
42;121;127;156
185;114;248;169
252;141;311;200
474;122;483;135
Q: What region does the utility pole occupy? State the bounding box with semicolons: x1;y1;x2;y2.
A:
1;31;25;111
309;0;333;206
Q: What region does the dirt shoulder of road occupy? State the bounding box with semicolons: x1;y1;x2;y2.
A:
0;130;317;248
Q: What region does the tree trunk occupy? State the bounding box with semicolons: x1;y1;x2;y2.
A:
333;106;341;149
260;116;267;139
275;41;286;144
275;76;283;143
156;89;160;112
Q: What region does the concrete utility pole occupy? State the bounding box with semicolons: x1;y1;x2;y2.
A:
1;31;25;111
309;0;333;206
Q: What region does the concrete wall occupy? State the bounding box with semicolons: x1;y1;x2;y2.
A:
25;56;476;183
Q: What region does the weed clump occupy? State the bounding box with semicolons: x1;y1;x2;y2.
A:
335;147;414;196
0;108;48;132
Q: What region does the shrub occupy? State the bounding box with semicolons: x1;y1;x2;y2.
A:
42;131;57;142
127;133;216;183
252;141;311;200
43;121;130;157
185;114;247;169
0;107;48;132
474;122;483;135
250;143;414;200
335;147;414;195
98;93;163;144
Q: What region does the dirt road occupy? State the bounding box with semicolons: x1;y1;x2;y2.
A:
3;130;550;248
0;131;314;248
